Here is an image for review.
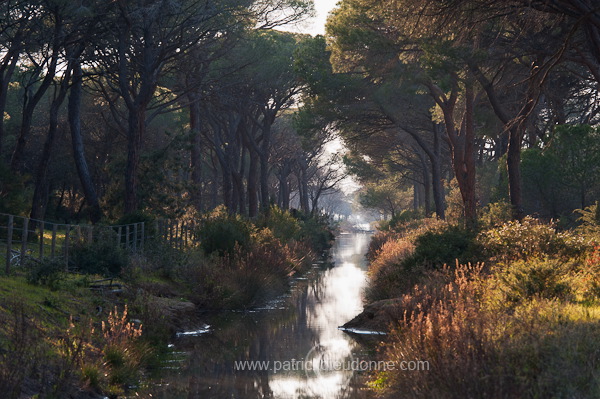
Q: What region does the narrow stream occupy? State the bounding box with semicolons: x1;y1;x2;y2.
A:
152;232;375;399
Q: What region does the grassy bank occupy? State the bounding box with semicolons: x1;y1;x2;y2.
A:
365;211;600;398
0;206;334;398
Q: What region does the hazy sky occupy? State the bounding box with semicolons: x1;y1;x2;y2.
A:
286;0;339;36
310;0;339;35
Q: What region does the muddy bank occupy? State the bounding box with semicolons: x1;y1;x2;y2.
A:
341;298;404;334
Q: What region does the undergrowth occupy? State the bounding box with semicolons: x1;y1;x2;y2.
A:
367;216;600;398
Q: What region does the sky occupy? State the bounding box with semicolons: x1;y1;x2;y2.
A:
310;0;339;35
289;0;340;36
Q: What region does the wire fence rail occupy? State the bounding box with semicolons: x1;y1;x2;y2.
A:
0;213;198;275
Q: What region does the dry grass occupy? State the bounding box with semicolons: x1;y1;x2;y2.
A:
370;246;600;398
366;238;415;301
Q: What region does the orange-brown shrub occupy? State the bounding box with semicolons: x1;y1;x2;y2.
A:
368;218;447;262
373;263;507;398
370;258;600;398
367;238;415;301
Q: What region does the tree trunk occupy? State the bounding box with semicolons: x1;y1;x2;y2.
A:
124;106;144;214
423;168;431;216
31;83;69;222
211;154;219;210
0;50;19;159
430;79;477;228
460;83;478;228
507;128;524;219
248;149;259;217
222;167;233;212
11;35;60;172
299;160;310;213
416;149;432;216
278;160;291;210
431;123;446;219
234;137;246;216
259;112;275;213
189;97;203;212
69;61;102;223
469;62;540;220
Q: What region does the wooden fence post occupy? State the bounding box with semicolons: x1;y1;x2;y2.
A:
38;222;44;260
51;224;57;258
133;223;138;252
20;218;29;265
169;220;174;246
5;215;13;274
174;221;179;249
64;225;71;272
183;222;188;247
190;220;196;243
140;222;145;253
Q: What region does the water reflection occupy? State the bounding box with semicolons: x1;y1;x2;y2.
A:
151;233;374;399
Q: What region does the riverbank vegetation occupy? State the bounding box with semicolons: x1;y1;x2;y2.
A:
0;206;333;398
364;213;600;398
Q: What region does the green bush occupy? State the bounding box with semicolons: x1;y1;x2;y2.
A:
479;216;590;262
404;225;482;270
70;230;128;276
378;209;423;232
197;211;254;256
184;228;300;309
259;206;302;243
298;214;334;255
575;202;600;236
115;211;155;226
26;257;66;289
496;258;574;303
479;200;513;228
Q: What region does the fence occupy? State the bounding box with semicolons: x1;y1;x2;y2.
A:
0;213;198;275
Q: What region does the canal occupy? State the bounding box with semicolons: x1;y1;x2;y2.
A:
152;232;375;398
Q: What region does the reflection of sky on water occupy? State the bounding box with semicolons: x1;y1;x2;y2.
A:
151;233;374;399
269;233;371;398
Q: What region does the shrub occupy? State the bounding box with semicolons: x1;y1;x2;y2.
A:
115;211;155;227
367;224;481;301
495;258;575;304
26;257;66;289
298;214;334;255
0;302;42;399
101;306;145;387
371;263;500;398
366;230;400;262
479;216;590;262
215;228;299;308
70;230;128;276
197;210;253;256
405;225;483;270
367;238;415;301
378;209;423;232
575;202;600;237
479;200;513;228
259;206;301;243
183;226;303;309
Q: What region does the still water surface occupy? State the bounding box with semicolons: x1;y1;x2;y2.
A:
153;232;375;399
